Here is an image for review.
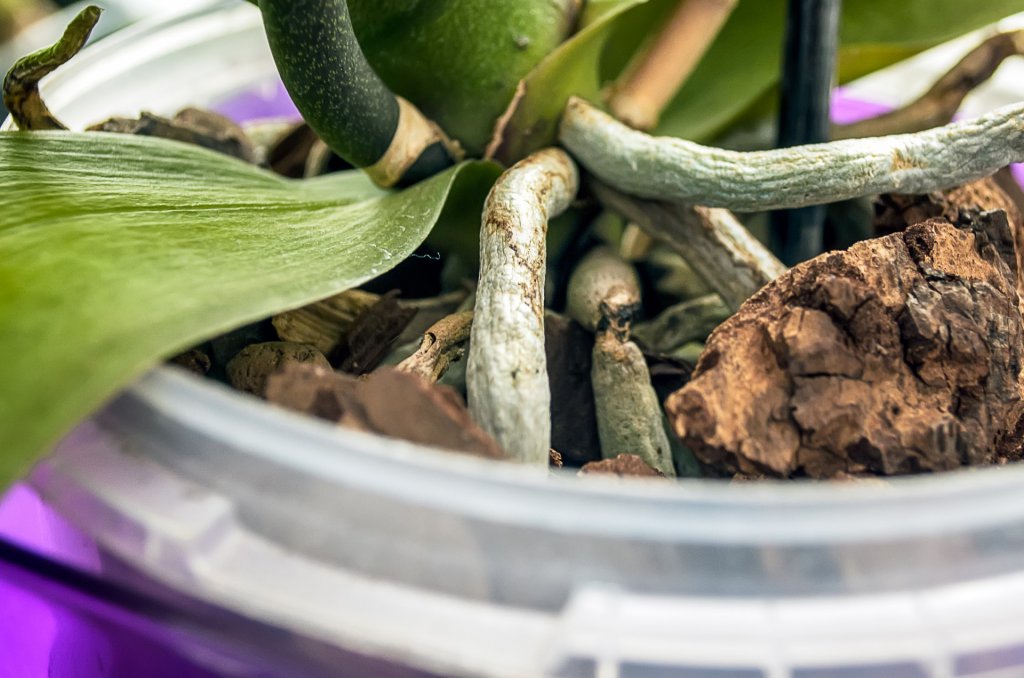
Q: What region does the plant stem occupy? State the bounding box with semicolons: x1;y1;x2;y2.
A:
633;294;732;353
2;5;100;130
771;0;841;264
608;0;738;130
834;30;1024;140
590;180;786;310
560;96;1024;211
398;311;474;383
467;149;579;465
257;0;460;186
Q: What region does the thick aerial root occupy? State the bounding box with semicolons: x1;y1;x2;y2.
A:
560;96;1024;212
467;148;579;464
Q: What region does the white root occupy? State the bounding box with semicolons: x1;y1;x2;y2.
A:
467;148;579;465
560;96;1024;212
592;181;786;310
591;332;677;477
566;246;641;334
566;247;677;477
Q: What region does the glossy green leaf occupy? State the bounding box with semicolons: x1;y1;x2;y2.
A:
347;0;578;157
0;131;498;490
657;0;1024;142
488;0;656;164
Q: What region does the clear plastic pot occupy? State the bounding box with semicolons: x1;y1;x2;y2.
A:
17;3;1024;676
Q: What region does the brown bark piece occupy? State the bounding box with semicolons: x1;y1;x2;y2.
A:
356;368;505;460
666;215;1024;479
545;313;602;467
273;290;380;355
874;178;1021;236
336;291;418;374
579;454;665;478
997;402;1024;464
265;363;365;428
265;364;505;460
875;178;1024;310
169;348;211;376
549;449;564;468
89;108;257;163
266;123;320;178
226;342;330;396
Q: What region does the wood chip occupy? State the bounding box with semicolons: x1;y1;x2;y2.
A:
226;342;330;396
336;291;418;374
265;364;505;459
578;454;664;478
272;290;379;355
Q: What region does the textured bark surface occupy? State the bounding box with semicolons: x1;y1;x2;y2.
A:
227;342;330;397
666;209;1024;478
874;179;1024;304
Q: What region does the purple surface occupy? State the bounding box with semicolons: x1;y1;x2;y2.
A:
213;80;300;124
829;88;893;125
0;485;101;677
0;81;301;676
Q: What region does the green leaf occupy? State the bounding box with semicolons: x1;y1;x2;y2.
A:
488;0;659;164
0;131;499;490
656;0;1024;143
347;0;579;157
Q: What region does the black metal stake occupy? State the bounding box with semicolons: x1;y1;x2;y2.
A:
771;0;841;265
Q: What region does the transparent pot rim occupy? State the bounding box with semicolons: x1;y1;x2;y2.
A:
134;364;1024;545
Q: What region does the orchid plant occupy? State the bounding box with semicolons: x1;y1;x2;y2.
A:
2;0;1024;487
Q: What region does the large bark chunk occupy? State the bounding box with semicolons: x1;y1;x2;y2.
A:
666;214;1024;478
